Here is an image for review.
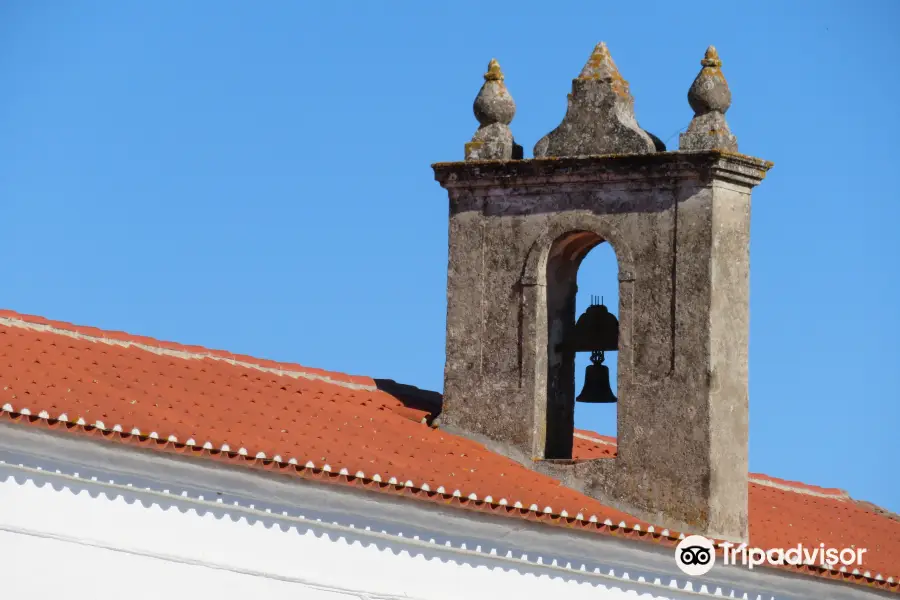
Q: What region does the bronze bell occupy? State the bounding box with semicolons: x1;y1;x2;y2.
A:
576;350;617;404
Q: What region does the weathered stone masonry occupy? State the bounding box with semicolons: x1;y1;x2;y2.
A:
433;43;772;541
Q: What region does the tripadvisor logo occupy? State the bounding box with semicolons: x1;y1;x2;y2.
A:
675;535;716;576
674;534;868;577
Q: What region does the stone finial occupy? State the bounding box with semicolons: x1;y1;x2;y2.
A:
475;59;513;124
679;46;738;152
465;59;523;161
533;42;657;158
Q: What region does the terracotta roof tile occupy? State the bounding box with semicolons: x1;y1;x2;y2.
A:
0;309;897;592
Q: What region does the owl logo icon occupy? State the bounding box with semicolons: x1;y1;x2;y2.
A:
675;535;716;576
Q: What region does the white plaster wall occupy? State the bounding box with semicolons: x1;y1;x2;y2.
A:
0;471;670;600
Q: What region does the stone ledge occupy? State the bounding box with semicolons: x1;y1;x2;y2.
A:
433;150;773;190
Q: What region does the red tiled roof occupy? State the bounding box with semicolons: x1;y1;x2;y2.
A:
0;309;897;591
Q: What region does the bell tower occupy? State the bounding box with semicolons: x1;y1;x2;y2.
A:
433;43;772;541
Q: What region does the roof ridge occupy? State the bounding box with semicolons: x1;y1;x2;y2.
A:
573;429;853;500
573;431;617;446
0;310;376;392
853;499;900;523
748;474;849;501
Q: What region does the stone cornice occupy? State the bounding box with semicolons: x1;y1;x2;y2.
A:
433;151;773;191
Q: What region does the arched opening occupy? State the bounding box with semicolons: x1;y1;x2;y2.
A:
573;243;618;440
542;231;619;460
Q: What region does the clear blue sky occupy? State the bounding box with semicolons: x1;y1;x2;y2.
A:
2;2;898;512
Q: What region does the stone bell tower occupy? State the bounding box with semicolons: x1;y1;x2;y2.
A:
432;43;772;541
